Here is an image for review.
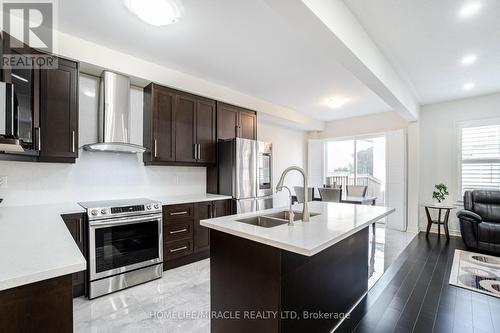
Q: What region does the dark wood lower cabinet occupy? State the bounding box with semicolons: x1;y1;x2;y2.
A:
194;202;212;253
164;238;194;261
214;199;231;217
61;213;87;297
210;227;369;333
163;199;231;270
194;200;232;253
0;274;73;333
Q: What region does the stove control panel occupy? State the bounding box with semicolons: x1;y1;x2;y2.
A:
86;201;162;219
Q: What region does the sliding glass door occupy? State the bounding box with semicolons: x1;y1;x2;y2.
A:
326;135;386;205
326;139;355;187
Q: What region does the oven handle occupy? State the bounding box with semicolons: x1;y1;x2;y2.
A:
89;214;162;227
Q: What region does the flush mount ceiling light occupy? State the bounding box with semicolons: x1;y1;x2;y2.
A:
124;0;184;26
458;2;482;18
463;82;476;90
461;54;477;65
325;97;349;109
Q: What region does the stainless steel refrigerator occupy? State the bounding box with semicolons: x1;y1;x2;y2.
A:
218;138;273;213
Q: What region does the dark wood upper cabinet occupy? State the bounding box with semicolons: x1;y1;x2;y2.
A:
39;58;79;163
196;99;216;164
143;84;175;163
239;109;257;140
216;102;239;140
216;102;257;141
143;84;216;166
175;93;197;163
1;33;78;163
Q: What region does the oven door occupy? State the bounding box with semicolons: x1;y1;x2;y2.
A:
89;213;163;281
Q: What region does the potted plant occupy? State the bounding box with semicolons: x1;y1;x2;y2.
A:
432;183;449;203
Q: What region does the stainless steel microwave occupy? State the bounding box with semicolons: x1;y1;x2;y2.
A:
0;81;23;152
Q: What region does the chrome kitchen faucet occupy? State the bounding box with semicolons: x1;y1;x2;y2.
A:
275;166;310;222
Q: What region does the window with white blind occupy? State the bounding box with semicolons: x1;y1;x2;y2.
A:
459;120;500;195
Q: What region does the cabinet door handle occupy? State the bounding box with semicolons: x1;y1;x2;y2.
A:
169;228;188;234
170;211;188;216
79;219;83;243
170;246;188;253
197;144;201;160
36;127;41;151
154;139;158;158
235;125;238;137
72;131;75;153
209;204;213;218
213;203;217;218
193;144;197;159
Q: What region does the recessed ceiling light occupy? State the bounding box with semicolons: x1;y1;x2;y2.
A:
461;54;477;65
458;2;482;18
124;0;184;26
463;82;475;90
325;97;349;109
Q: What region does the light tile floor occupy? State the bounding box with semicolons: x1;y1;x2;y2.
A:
74;224;416;333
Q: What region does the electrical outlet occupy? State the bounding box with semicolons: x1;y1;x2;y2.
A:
0;176;7;188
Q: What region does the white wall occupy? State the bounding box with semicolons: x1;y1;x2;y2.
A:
419;92;500;235
56;30;324;131
0;154;206;206
309;111;409;140
0;75;206;206
257;121;308;208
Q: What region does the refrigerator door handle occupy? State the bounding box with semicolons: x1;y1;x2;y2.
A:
235;138;257;199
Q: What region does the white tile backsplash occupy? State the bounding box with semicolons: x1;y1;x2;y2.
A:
0;151;206;206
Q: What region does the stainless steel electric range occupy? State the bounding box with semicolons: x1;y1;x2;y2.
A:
78;198;163;299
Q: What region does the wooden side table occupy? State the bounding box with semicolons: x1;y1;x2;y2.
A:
424;204;455;239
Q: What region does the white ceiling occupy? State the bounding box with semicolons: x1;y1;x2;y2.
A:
57;0;391;122
343;0;500;105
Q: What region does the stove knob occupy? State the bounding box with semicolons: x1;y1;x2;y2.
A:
91;209;98;216
101;209;108;215
146;204;152;210
154;203;160;209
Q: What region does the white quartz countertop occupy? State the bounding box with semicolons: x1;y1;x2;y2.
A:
153;193;232;206
0;203;87;291
201;201;395;256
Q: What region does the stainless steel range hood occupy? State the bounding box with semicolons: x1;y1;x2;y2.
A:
83;71;147;154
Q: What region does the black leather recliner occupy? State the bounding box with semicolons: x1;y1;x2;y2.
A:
457;190;500;255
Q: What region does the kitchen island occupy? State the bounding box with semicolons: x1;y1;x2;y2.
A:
201;201;394;333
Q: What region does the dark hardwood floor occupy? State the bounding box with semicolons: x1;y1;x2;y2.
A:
337;232;500;333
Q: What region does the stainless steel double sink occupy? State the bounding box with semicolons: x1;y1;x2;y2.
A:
236;210;320;228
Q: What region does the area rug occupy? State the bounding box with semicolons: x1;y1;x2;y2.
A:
449;249;500;299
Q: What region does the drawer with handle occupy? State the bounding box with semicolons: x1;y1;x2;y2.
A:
164;220;193;243
164;238;193;261
164;203;195;222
